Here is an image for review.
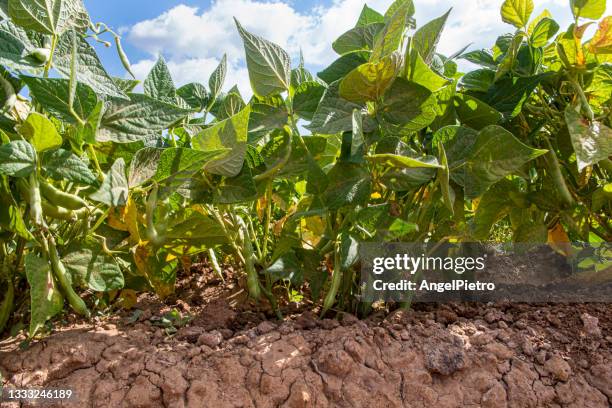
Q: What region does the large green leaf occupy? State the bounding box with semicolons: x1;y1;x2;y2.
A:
339;53;400;103
153;147;228;193
571;0;606;20
356;4;384;27
63;237;124;292
463;125;547;198
248;95;288;142
460;49;497;69
54;30;127;99
192;106;250;177
530;17;559;47
144;56;176;101
501;0;533;28
127;147;164;187
323;162;371;209
332;23;384;55
19;112;62;152
459;69;495;93
384;0;415;20
371;1;411;60
378;78;437;132
89;158;128;207
454;94;502;130
565;105;612;171
42;148;98;186
235;19;290;97
21;76;98;123
8;0;88;35
213;164;257;204
431;125;479;185
25;253;63;337
412;9;451;64
483;73;549;118
293;81;326;121
0;139;36;177
404;50;449;92
308;81;373;134
164;212;227;246
317;51;369;84
176;82;209;111
98;94;191;143
0;20;41;70
472;179;517;239
586;64;612;109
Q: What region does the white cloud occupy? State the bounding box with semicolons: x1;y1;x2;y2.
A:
126;0;609;96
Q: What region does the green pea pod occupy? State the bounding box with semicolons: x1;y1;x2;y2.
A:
115;36;135;79
0;278;14;334
40;181;88;210
28;174;44;227
47;237;90;318
321;240;341;317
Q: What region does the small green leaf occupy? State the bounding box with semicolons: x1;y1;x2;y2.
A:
25;253;64;337
412;9;451;64
293;81;326;121
144;56;176;101
89;158;128;207
63;237;124;292
404;50;449;92
0;139;37;177
42;148;98;186
209;54;227;101
323;162;371;209
317;51;369;84
460;49;497;69
565;105;612;171
176;82;209;111
463;125;547;198
235;19;290;96
339;53;400;103
530;17;559;47
19;112;62;152
0;175;33;240
192;106;250;177
332;23;384;55
356;4;384;27
501;0;534;28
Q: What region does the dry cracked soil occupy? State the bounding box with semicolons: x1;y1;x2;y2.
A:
1;263;610;408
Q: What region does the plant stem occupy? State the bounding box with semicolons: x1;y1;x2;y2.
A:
87;145;105;182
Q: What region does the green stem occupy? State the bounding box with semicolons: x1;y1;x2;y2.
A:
87;145;105;182
43;34;58;78
262;181;273;260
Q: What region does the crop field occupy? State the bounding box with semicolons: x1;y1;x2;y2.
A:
0;0;610;406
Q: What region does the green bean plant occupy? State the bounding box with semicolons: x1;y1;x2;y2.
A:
0;0;610;336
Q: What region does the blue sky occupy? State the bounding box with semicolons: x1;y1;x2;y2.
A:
83;0;609;97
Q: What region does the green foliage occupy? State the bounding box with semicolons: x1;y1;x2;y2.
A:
0;0;609;336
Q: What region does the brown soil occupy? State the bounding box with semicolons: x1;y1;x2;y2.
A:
1;263;611;408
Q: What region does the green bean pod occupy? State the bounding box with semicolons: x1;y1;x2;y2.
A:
115;36;135;79
40;181;88;210
41;199;89;221
544;145;575;208
208;248;225;282
28;173;44;227
47;237;90;318
321;240;342;317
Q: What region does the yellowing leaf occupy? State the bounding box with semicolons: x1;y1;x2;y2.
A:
590;16;612;54
548;223;573;257
339;53;400;103
124;197;141;244
501;0;534;29
527;9;552;34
